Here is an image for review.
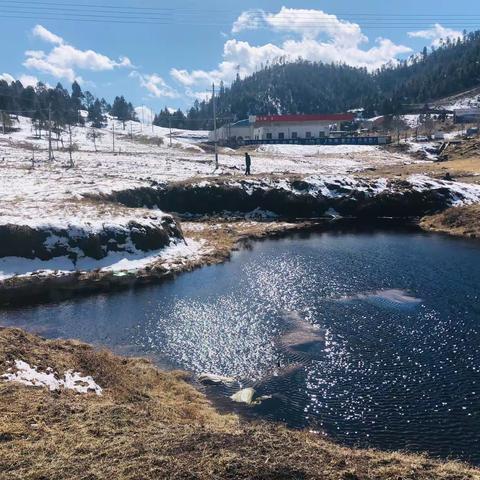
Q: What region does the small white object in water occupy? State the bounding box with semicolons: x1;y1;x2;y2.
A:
198;373;236;385
230;387;256;404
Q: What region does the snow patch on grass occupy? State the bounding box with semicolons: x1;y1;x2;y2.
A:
2;359;103;395
407;175;480;205
256;144;378;156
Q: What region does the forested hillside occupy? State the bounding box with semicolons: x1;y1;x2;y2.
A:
158;29;480;129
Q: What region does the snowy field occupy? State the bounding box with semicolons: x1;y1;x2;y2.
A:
0;115;416;226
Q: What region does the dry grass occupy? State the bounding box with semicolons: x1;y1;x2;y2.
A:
182;219;313;262
363;155;480;184
1;327;479;480
421;204;480;239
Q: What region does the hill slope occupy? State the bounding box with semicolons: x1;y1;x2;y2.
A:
1;327;479;480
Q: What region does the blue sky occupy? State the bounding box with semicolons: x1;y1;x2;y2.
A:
1;0;479;114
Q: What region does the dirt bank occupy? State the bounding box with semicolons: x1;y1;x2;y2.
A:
421;204;480;239
0;213;181;261
103;174;480;218
1;327;478;480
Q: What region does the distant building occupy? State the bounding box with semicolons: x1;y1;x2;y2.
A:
209;119;253;144
454;108;480;123
252;113;355;141
209;113;355;144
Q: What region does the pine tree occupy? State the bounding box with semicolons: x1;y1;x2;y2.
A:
88;99;106;128
111;96;136;129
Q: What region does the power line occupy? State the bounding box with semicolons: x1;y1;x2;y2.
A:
0;2;479;27
0;13;478;29
0;1;479;17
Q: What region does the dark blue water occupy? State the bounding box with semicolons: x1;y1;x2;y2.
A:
1;231;480;463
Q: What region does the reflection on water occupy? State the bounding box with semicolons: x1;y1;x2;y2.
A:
1;231;480;463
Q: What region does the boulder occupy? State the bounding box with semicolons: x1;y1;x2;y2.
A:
230;387;256;405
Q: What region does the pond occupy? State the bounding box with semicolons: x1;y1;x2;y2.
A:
1;230;480;463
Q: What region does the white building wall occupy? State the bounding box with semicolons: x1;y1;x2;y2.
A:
208;125;253;142
254;121;332;140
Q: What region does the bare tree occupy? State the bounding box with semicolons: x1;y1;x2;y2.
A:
68;124;75;168
87;127;103;152
0;111;12;134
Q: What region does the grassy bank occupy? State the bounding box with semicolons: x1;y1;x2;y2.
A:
1;327;478;480
421;204;480;239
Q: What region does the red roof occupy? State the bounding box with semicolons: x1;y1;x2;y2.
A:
255;113;355;123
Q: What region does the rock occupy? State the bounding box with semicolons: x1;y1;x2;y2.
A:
230;388;274;406
198;373;236;385
254;394;273;404
230;387;256;405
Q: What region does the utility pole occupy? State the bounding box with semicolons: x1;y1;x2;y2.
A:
1;110;4;135
168;115;172;148
112;121;115;153
212;83;219;170
68;125;73;167
48;103;53;161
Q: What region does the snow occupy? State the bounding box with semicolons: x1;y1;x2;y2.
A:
0;238;207;281
256;144;377;155
433;87;480;111
1;115;479;284
401;114;421;129
406;140;440;160
0;115;416;231
195;174;480;207
2;359;103;395
244;208;279;220
407;175;480;205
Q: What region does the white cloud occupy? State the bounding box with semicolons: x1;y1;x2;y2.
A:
408;23;462;47
0;73;15;83
130;71;179;99
24;25;133;83
173;7;411;90
0;72;42;87
172;40;284;88
18;74;40;87
232;9;265;34
32;24;63;45
266;7;367;45
134;105;155;124
185;88;212;102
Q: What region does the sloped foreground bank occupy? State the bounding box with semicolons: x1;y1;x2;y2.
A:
1;327;479;480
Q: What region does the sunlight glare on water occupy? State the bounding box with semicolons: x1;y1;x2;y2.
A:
1;231;480;463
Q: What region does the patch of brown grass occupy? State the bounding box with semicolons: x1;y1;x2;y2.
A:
182;219;312;263
1;327;479;479
421;204;480;239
